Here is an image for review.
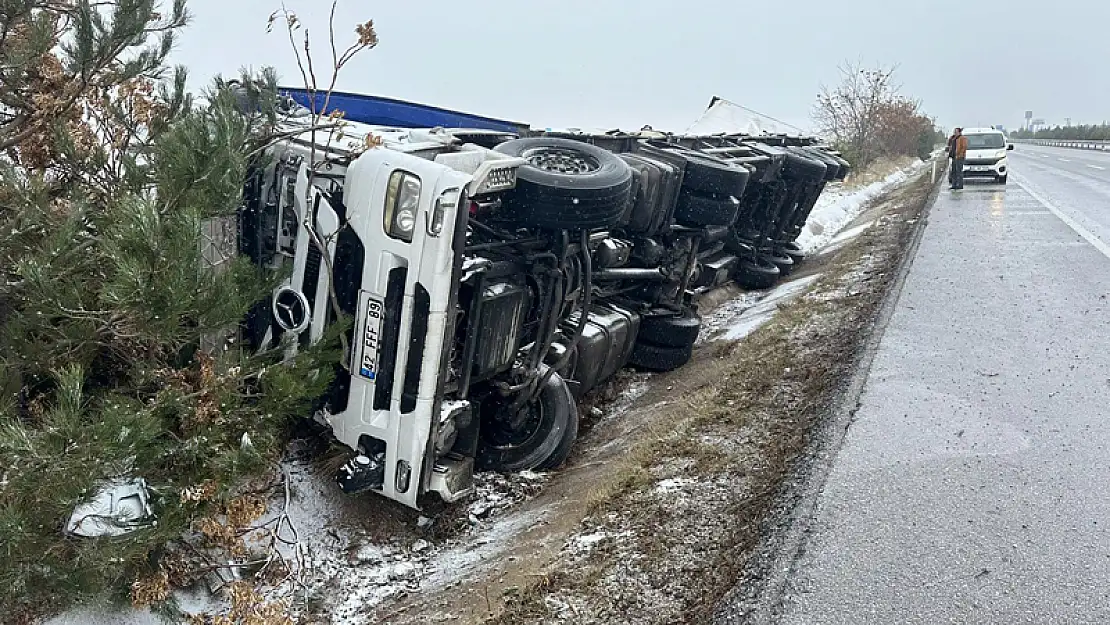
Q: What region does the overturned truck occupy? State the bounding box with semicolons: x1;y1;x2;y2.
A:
239;91;848;509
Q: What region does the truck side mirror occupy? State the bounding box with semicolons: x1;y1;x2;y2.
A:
1007;144;1015;151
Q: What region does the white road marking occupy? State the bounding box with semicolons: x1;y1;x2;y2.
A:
1014;178;1110;259
1058;158;1071;162
1028;241;1089;248
1088;164;1105;170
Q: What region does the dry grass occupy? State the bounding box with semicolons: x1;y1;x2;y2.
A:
842;155;919;190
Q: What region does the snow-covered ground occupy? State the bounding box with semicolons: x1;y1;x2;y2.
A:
701;159;926;344
713;274;822;341
795;160;927;253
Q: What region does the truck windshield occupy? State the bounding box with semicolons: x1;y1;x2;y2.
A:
965;133;1006;150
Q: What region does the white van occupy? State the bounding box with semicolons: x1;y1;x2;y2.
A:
961;127;1014;184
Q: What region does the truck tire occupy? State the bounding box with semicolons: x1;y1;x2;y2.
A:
628;341;694;372
681;152;752;198
824;151;851;180
638;309;702;348
495;138;633;229
476;367;579;472
781;241;805;265
799;147;842;180
782;151;828;181
766;250;795;275
642;141;751;198
735;256;781;290
675;192;742;226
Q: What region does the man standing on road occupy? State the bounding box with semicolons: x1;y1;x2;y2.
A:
946;130;958;185
950;127;968;190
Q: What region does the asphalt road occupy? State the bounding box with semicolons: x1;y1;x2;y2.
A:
770;147;1110;624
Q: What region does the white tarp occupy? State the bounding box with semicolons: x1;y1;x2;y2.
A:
685;97;804;137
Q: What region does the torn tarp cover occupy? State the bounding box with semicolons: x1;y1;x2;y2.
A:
685;97;805;137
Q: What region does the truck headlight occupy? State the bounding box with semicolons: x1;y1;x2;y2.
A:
384;170;422;242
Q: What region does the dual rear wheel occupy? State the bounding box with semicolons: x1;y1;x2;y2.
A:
477;309;704;473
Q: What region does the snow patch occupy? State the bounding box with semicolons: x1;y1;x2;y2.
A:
653;477;696;494
422;507;548;588
717;275;822;341
607;375;652;416
697;292;765;343
565;528;634;558
796;161;926;254
824;220;876;251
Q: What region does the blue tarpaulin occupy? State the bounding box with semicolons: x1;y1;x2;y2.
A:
281;88;529;135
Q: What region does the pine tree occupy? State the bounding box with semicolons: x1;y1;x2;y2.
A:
0;2;340;620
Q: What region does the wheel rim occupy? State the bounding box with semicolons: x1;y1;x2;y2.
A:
522;147;600;175
482;400;548;453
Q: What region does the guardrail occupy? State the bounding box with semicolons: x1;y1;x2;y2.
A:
1012;139;1110;151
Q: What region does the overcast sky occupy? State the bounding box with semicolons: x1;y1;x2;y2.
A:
172;0;1110;134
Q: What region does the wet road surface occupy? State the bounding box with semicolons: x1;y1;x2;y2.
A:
772;148;1110;624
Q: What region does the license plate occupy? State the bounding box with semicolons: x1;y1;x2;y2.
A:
358;293;385;380
968;165;990;172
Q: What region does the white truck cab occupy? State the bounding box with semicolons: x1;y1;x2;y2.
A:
961;127;1014;184
244;118;525;508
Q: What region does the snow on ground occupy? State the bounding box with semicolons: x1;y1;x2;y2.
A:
717;274;822;341
697;291;765;343
605;373;652;415
699;159;925;344
698;274;822;343
286;464;551;623
821;220;876;253
796;160;927;254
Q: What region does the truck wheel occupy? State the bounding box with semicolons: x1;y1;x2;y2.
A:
783;151;828;181
495;138;633;229
823;151;851;180
638;309;702;348
997;175;1008;185
734;256;781;290
675;192;741;226
799;148;841;180
781;241;805;265
476;367;579;472
766;250;795;275
680;151;752;198
628;341;694;372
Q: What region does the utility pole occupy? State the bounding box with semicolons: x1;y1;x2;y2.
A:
1066;117;1072;127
